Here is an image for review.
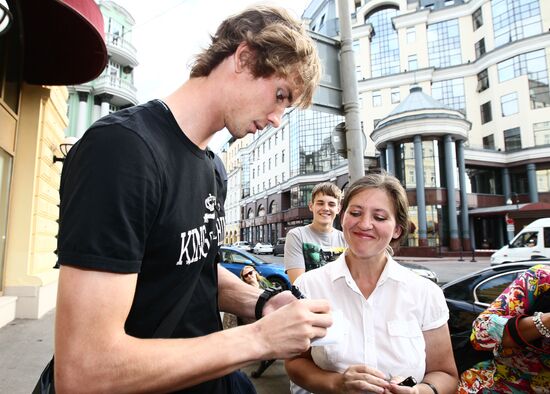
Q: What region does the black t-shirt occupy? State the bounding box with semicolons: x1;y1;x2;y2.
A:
57;100;228;393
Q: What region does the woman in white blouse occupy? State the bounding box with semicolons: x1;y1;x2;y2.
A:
285;171;458;394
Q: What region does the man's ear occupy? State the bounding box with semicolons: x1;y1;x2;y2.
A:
234;42;252;73
308;201;313;213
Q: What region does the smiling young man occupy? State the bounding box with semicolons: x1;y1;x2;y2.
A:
285;182;347;284
53;6;332;394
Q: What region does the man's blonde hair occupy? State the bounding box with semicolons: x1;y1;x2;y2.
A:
190;5;321;108
311;182;343;203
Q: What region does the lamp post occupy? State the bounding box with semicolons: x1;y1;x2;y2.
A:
505;192;519;243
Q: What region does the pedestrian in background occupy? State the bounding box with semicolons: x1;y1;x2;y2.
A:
284;182;347;284
53;6;332;393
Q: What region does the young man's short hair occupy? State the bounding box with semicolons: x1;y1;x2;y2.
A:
311;182;342;203
189;6;321;108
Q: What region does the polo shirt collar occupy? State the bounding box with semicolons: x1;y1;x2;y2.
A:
328;253;408;286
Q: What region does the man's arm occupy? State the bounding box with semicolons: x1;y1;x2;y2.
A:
284;229;306;284
55;265;332;393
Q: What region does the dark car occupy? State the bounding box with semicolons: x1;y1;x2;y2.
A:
398;262;438;283
441;260;550;373
219;246;291;290
273;237;285;256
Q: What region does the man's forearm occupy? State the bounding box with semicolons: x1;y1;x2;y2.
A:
217;265;261;318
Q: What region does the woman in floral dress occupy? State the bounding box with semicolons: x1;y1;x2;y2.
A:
458;264;550;393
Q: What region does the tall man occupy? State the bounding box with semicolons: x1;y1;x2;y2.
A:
285;182;347;284
54;6;331;393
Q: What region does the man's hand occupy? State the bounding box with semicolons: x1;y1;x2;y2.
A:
262;290;298;316
253;299;332;360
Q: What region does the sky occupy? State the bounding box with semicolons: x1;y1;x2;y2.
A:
112;0;311;151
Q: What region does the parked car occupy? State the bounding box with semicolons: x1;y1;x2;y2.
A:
232;241;252;252
441;260;550;373
273;237;286;256
253;242;274;255
219;246;291;290
491;218;550;265
398;262;438;283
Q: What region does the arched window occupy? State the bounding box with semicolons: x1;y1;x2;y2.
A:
257;205;266;217
247;208;254;219
269;200;278;214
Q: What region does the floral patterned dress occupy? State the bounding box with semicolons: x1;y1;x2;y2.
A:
458;265;550;393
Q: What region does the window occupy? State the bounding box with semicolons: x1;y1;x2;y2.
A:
274;154;278;166
427;19;461;68
492;0;542;48
501;92;518;117
483;135;495;150
480;101;492;124
475;38;485;59
282;150;285;163
368;7;400;77
268;158;271;170
533;121;550;146
408;55;418;71
432;78;466;114
477;69;489;92
537;169;550;192
497;50;550;109
472;7;483;30
391;88;400;104
372;90;382;107
476;273;522;305
504;127;521;151
407;27;416;43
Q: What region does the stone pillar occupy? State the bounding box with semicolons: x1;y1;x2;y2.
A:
93;96;102;122
413;136;428;246
379;148;386;171
76;92;88;138
456;140;471;251
444;135;460;251
527;163;539;203
502;167;511;203
387;142;396;176
99;94;113;118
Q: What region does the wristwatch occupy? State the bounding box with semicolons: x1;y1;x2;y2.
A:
255;285;283;320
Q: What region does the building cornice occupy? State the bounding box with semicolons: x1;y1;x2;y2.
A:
392;0;488;29
464;146;550;166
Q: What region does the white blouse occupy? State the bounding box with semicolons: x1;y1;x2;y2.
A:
291;254;448;394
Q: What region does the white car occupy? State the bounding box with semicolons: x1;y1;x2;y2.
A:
253;242;274;255
232;241;252;252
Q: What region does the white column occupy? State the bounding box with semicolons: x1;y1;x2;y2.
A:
76;92;88;138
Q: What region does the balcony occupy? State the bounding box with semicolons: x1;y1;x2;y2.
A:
93;74;138;107
105;33;138;68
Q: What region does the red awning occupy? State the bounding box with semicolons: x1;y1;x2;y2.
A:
17;0;108;85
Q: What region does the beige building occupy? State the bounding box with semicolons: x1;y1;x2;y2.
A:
0;0;107;328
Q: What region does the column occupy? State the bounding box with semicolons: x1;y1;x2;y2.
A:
456;140;471;251
379;148;386;171
99;93;113;118
502;167;511;203
93;96;102;122
527;163;539;203
444;135;460;251
76;92;88;138
387;141;396;175
413;136;428;246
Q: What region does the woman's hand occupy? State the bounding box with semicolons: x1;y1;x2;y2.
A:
340;365;390;394
383;379;420;394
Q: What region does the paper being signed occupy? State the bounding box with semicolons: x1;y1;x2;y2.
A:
311;310;348;346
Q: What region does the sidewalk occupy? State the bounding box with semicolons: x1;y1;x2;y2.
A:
0;309;289;394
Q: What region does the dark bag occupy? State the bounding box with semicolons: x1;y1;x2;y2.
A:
227;370;257;394
32;357;55;394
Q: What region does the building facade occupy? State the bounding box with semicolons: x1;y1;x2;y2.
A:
224;0;550;256
0;0;108;328
66;0;138;138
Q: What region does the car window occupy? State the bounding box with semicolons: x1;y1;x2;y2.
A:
544;227;550;247
510;231;538;248
444;281;474;303
474;272;523;305
228;251;252;264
